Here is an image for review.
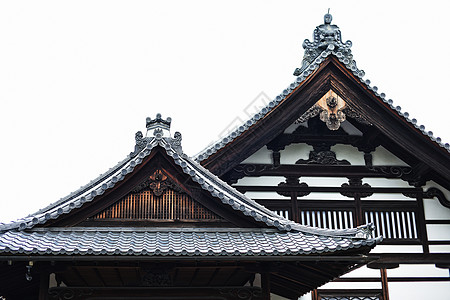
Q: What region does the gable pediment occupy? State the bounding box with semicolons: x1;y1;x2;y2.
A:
198;56;450;189
2;116;302;232
90;169;223;223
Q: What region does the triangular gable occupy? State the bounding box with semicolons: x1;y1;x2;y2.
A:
91;169;223;222
0;115;313;232
0;114;381;243
196;15;450;190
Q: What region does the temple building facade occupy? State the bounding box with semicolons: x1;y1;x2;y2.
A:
1;13;449;300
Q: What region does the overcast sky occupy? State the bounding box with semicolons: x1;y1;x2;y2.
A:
1;1;449;222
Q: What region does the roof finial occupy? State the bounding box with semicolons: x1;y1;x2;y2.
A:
324;9;332;24
132;114;183;156
146;113;172;136
293;12;353;76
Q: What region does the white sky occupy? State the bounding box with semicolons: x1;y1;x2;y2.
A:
1;1;449;223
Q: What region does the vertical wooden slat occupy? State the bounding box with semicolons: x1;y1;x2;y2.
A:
384;212;391;239
331;211;336;229
405;211;412;239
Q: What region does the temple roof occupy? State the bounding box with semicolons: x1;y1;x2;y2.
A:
0;227;378;257
0;114;380;257
195;13;450;163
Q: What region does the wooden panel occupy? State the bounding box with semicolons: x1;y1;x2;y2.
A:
92;189;222;221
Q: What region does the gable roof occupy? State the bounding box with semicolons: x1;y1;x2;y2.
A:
196;14;450;185
0;115;292;232
0;114;380;259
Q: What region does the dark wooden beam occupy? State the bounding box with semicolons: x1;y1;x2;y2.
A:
227;164;414;180
235;185;419;194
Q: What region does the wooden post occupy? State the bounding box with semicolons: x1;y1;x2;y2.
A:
39;272;49;300
311;289;319;300
261;272;271;300
291;192;300;223
380;268;389;300
416;193;430;253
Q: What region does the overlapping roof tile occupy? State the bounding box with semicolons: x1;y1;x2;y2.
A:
0;227;380;256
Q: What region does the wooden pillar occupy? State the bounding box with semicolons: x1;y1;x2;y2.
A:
380;268;389;300
416;192;429;253
39;272;49;300
261;272;271;300
291;192;300;223
354;195;362;226
311;289;319;300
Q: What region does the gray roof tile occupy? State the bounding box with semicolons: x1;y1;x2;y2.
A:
0;228;380;256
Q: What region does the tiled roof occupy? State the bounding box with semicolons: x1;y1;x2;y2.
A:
1;115;374;236
0;227;380;256
0;133;292;232
0;113;380;253
195;15;450;162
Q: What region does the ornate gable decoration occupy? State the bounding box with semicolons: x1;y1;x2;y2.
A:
132;170;184;195
294;12;354;76
133;113;183;156
296;90;371;130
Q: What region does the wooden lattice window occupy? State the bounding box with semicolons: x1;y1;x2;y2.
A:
92;170;222;221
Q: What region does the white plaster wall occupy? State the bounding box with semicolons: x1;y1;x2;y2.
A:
423;181;450;220
280;143;312;164
300;192;350;201
363;193;412;201
371;146;409;166
389;282;450;299
387;266;450;299
388;264;449;277
332;144;365;165
241;146;272;164
370;245;423;254
430;245;450;253
235;176;286;186
340;266;382;278
363;178;411;188
423;199;450;220
320;281;381;290
243;191;288;200
426;224;450;240
300;177;347;187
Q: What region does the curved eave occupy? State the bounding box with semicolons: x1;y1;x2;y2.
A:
0;228;381;258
